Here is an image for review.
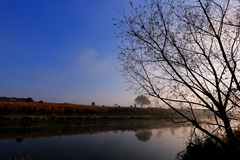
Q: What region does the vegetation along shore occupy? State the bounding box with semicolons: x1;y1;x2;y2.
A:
0;101;211;123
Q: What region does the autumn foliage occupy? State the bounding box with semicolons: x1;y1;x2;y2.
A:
0;101;106;115
0;101;160;116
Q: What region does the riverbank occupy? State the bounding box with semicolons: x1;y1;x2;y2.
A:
0;101;212;123
0;114;163;123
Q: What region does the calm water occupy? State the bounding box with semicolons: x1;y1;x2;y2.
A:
0;121;190;160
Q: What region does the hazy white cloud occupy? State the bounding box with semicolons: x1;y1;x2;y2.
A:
75;49;113;77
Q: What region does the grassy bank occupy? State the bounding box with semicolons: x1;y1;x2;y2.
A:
0;114;160;122
0;101;175;122
0;101;211;122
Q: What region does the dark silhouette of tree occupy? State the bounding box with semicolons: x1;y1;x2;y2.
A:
134;95;151;108
115;0;240;149
26;97;34;102
16;138;24;143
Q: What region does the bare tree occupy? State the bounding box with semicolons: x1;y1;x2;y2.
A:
115;0;240;148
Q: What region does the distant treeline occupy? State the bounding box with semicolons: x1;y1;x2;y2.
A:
0;97;34;102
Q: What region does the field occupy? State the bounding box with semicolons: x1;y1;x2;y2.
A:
0;101;211;122
0;101;176;122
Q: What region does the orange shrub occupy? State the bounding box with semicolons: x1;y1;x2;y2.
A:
0;101;109;115
0;101;166;116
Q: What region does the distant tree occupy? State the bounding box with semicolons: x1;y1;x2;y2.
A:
38;100;44;103
91;102;95;106
26;97;34;102
134;95;150;108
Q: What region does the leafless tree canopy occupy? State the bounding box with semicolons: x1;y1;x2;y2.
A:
116;0;240;148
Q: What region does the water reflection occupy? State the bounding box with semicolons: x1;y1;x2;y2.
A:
0;120;186;141
0;120;190;160
135;129;152;142
15;138;24;143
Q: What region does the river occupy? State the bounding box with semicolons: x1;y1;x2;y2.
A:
0;120;191;160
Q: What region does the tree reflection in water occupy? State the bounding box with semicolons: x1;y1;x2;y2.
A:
16;138;24;143
135;129;152;142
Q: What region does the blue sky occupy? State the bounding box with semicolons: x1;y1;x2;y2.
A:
0;0;140;106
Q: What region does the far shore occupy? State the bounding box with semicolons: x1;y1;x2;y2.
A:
0;101;213;123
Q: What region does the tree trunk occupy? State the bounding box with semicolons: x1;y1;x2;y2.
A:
222;115;239;148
